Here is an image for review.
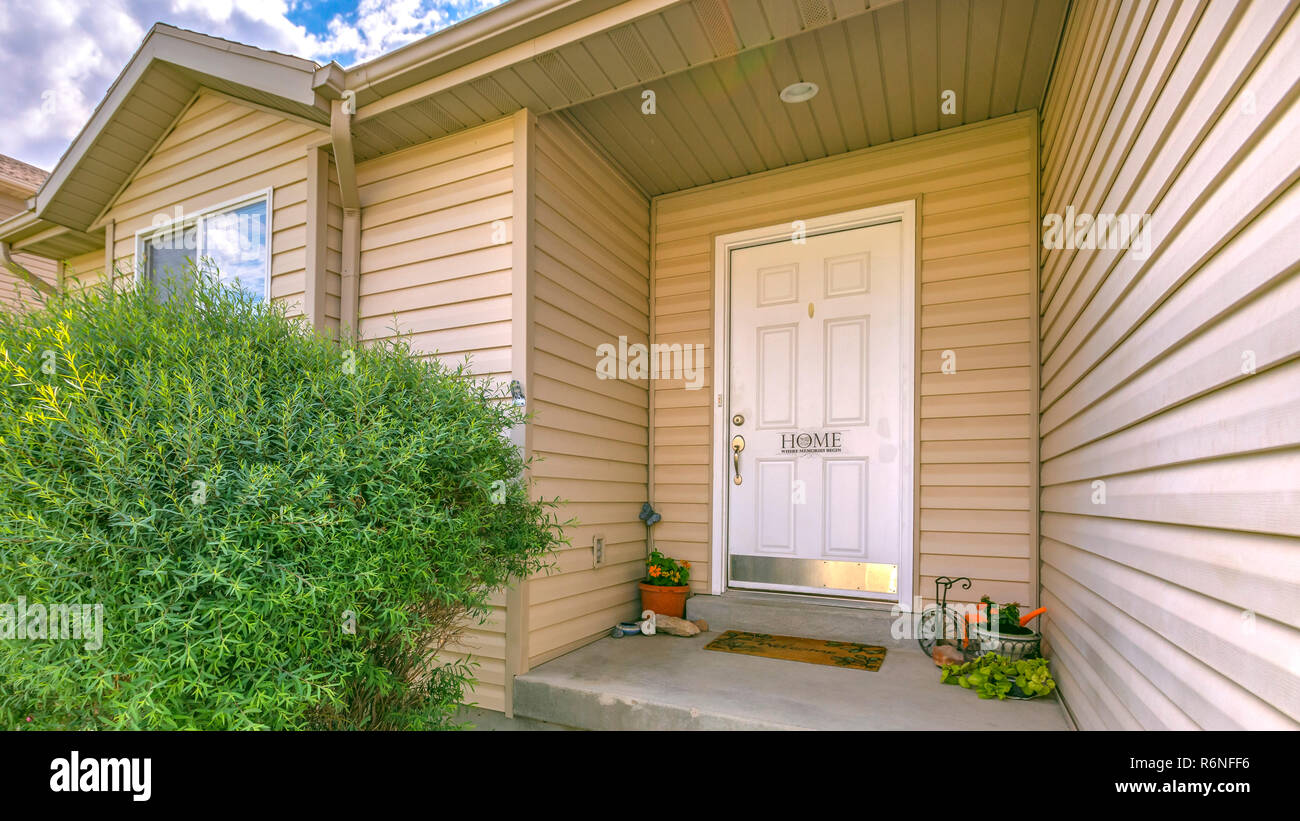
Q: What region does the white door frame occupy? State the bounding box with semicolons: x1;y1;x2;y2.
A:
709;201;917;605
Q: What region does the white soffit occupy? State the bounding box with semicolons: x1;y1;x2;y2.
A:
348;0;903;161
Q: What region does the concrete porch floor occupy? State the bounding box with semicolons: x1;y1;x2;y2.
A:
510;593;1073;731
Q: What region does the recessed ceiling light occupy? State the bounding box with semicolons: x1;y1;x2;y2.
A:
780;81;819;103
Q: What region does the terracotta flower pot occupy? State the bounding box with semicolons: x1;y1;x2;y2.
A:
639;582;689;618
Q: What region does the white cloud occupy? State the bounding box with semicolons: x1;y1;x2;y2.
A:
318;0;503;64
0;0;502;169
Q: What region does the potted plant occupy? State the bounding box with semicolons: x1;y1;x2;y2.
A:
639;550;691;618
967;596;1043;661
940;653;1057;700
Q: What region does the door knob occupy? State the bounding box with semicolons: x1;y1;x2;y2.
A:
731;435;745;485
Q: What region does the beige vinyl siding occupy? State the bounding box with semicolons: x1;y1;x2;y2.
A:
1038;0;1300;729
96;91;321;316
0;192;60;310
0;252;59;311
525;114;651;666
355;117;515;380
651;113;1038;604
355;116;518;710
63;250;104;289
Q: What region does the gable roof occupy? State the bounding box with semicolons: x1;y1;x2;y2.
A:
3;0;608;247
29;23;342;234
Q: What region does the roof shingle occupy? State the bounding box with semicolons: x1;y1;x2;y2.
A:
0;154;48;194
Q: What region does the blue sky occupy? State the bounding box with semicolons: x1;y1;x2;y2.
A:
0;1;505;170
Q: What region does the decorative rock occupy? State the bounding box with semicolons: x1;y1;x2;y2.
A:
652;614;702;637
932;643;965;667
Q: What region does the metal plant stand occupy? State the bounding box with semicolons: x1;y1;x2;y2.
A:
916;576;971;658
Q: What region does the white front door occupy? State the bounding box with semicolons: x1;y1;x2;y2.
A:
725;219;907;599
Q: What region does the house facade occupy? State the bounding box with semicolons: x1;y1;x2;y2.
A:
2;0;1296;729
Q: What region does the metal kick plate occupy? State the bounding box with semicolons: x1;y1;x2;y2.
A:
730;555;898;594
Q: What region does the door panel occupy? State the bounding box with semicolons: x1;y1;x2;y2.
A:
727;221;905;598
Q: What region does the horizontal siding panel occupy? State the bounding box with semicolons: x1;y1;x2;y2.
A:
525;115;651;670
1042;542;1300;727
1039;0;1300;729
356;118;514;385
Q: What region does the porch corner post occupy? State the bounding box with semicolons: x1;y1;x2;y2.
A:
103;219;115;284
503;107;535;717
303;145;330;333
646;196;657;562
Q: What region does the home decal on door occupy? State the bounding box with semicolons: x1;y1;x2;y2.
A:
779;431;844;454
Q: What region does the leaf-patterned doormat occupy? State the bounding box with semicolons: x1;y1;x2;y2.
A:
704;630;887;671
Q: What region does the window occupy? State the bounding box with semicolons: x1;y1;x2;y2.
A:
140;193;270;301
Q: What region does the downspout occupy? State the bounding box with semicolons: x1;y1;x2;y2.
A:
330;98;361;338
0;241;56;297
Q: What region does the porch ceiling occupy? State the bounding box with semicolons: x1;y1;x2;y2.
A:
560;0;1068;195
349;0;900;161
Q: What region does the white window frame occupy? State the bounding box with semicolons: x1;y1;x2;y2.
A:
133;188;274;303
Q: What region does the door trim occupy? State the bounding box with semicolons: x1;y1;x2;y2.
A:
709;201;917;604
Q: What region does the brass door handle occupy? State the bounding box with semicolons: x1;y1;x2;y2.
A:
731;435;745;485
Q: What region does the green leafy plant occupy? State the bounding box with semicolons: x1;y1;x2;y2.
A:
999;601;1021;629
644;550;690;587
940;653;1057;700
0;266;563;729
980;594;1033;635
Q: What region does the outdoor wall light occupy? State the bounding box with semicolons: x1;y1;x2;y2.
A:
779;81;819;103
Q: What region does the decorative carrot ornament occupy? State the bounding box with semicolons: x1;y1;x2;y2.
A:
1019;606;1046;628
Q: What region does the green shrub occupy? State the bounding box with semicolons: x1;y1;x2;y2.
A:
0;268;561;729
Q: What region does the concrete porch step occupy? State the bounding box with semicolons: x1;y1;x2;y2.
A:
685;591;905;645
512;593;1072;731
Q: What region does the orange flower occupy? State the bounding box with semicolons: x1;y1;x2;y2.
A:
682;561;690;568
648;565;661;577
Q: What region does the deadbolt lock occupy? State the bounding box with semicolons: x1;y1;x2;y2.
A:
732;414;745;426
